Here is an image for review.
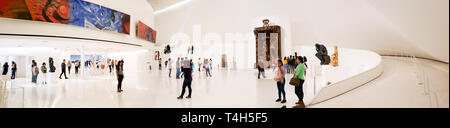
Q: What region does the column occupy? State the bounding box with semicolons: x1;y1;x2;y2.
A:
80;47;85;79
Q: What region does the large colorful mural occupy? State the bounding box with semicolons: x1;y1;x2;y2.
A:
136;21;156;43
0;0;130;34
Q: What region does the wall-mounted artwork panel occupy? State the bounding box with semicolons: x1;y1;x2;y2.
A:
136;21;156;43
0;0;130;34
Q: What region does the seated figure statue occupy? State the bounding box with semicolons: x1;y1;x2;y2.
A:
164;45;171;54
330;45;339;67
315;43;330;65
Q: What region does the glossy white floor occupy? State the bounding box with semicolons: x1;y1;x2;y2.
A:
0;56;448;108
310;56;449;108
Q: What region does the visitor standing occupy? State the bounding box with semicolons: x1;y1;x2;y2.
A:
168;58;173;77
75;60;80;74
293;56;306;108
67;60;72;74
41;63;47;84
290;56;296;73
31;60;35;82
176;57;181;79
59;59;68;79
190;59;194;73
257;59;266;79
205;59;212;77
283;57;288;73
111;60;115;72
108;59;112;73
158;58;162;70
198;58;202;72
11;61;17;79
164;60;168;68
209;59;212;70
303;56;308;75
177;60;193;99
31;61;39;84
116;60;124;93
180;58;185;78
274;60;286;103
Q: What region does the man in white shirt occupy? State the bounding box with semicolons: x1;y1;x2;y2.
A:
183;57;190;69
197;58;202;72
168;58;173;77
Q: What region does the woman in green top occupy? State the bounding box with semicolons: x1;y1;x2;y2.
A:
41;63;47;85
293;56;306;107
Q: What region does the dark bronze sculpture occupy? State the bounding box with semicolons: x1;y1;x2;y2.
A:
164;44;171;54
315;43;330;65
49;57;56;72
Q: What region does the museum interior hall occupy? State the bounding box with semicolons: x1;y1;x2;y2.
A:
0;0;448;108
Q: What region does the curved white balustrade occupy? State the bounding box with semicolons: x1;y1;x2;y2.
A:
293;46;383;105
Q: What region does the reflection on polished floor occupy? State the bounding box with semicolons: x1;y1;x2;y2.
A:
310;57;449;108
0;56;448;108
0;67;315;108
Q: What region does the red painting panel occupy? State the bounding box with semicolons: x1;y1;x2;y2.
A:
121;14;130;34
137;21;157;43
24;0;70;24
0;0;32;20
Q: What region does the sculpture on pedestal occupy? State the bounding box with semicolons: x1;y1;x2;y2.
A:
49;57;56;73
330;45;339;67
263;19;270;27
315;43;330;65
164;44;171;54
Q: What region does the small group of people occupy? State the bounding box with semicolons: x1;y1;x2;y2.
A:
273;55;308;108
175;57;193;79
196;58;212;77
187;45;194;54
173;57;213;79
282;55;308;74
84;60;101;69
1;61;17;79
3;59;78;85
2;60;49;85
107;59;118;74
30;60;48;85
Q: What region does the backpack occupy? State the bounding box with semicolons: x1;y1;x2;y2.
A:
35;66;40;75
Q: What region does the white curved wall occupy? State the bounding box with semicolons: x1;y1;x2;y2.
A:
0;0;156;48
155;0;449;63
292;46;383;105
367;0;449;62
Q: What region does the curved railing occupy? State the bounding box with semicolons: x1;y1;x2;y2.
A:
306;48;383;105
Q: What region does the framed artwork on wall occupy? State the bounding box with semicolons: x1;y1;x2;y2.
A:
0;0;131;34
136;21;157;43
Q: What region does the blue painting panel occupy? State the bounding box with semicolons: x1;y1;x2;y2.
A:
69;0;124;33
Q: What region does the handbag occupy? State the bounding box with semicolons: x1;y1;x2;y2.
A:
289;77;300;86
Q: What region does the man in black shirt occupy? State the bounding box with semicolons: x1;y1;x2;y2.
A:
2;62;9;75
177;65;192;99
59;59;68;79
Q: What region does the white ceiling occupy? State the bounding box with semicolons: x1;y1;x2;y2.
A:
154;0;449;63
147;0;184;12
